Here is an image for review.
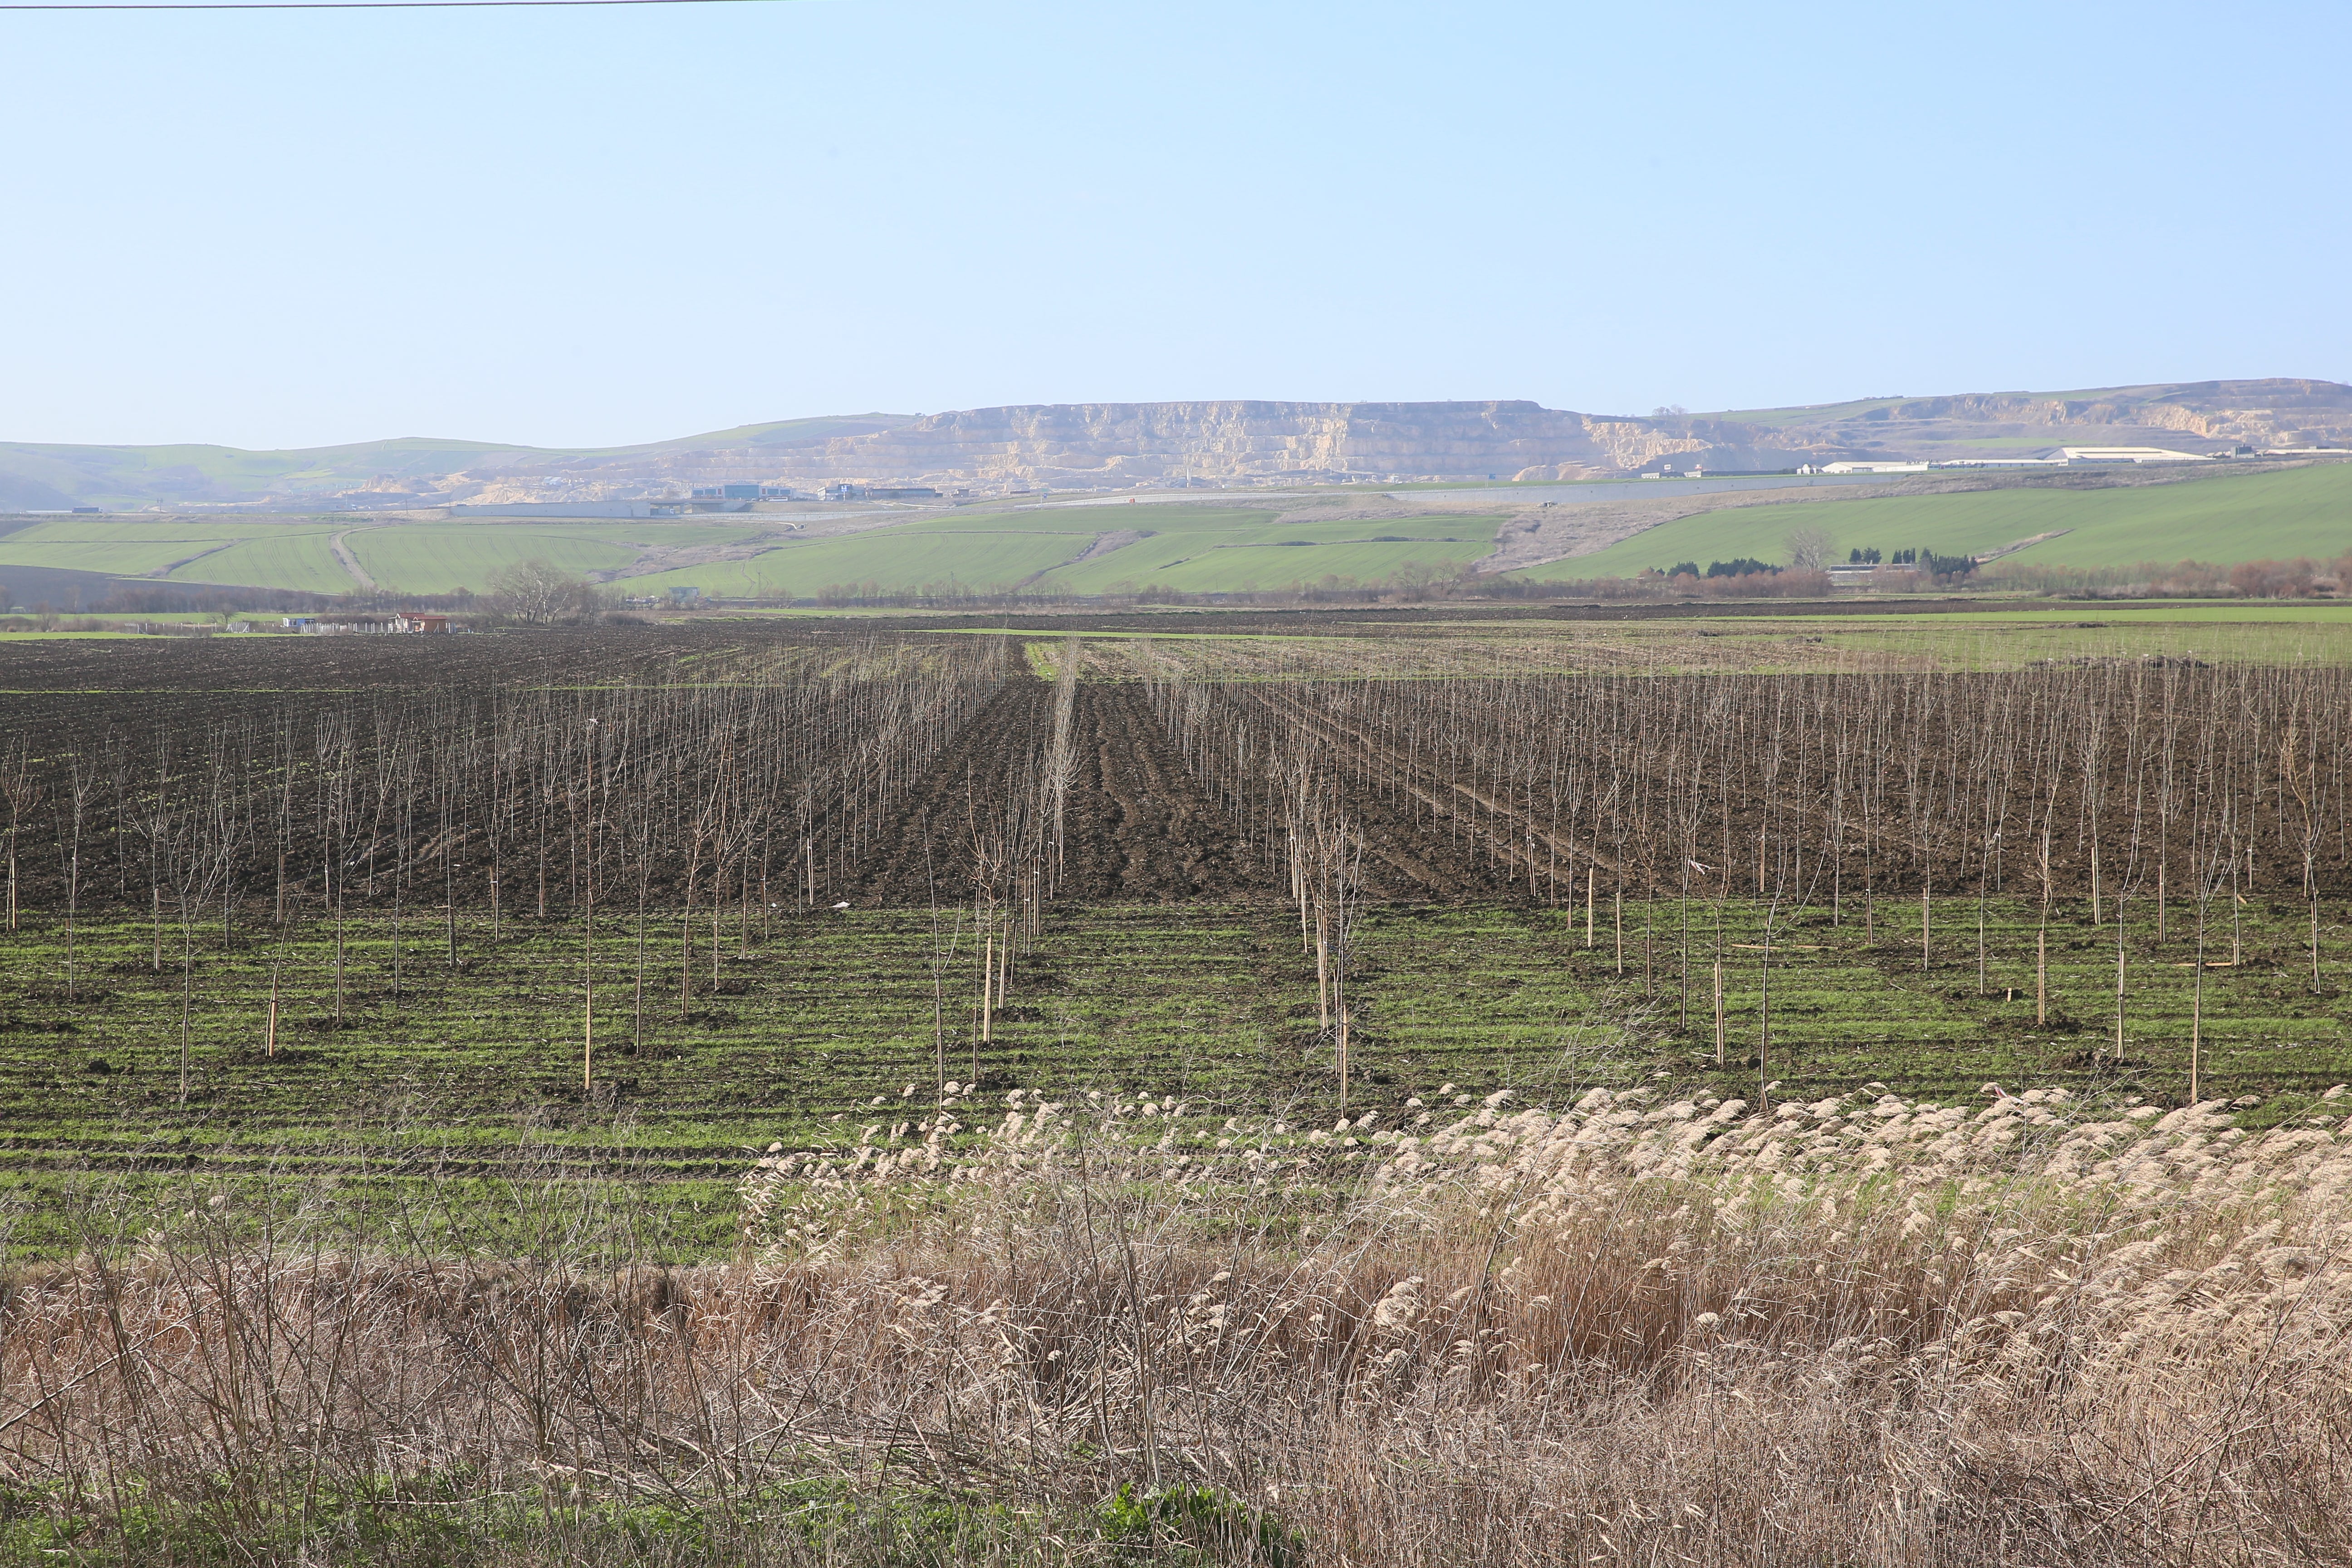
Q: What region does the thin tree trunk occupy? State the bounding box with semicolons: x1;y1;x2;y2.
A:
177;917;195;1105
2312;888;2323;995
583;900;594;1097
1314;904;1329;1029
2036;913;2048;1027
2114;897;2127;1063
2192;895;2206;1103
680;874;695;1018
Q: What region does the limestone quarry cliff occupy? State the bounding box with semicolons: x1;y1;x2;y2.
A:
576;380;2352;495
750;401;1709;488
8;380;2348;510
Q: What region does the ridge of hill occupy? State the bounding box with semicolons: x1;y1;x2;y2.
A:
4;382;2347;511
0;415;916;512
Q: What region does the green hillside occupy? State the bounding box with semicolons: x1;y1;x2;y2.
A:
0;439;563;510
345;524;644;595
0;516;781;597
615;504;1499;598
0;415;915;509
15;465;2345;599
653;413;911;450
1039;508;1492;593
0;502;1507;600
0;518;253;577
166;531;353;596
0;518;371;593
1522;463;2352;580
621;526;1086;600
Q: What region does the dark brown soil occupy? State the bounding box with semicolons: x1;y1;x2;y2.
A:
848;672;1273;905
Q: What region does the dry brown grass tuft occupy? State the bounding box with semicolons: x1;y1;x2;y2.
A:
5;1083;2350;1563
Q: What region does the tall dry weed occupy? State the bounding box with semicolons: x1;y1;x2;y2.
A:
4;1081;2349;1563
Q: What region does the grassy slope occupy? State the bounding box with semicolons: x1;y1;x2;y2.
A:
1;519;373;595
617;506;1160;598
0;439;559;507
170;530;356;595
618;505;1503;598
624;525;1096;597
0;519;255;577
28;462;2344;598
348;525;643;595
1521;463;2352;579
0;502;1500;600
1691;382;2208;427
1038;508;1496;593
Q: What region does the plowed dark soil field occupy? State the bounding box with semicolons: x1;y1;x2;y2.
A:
853;676;1270;904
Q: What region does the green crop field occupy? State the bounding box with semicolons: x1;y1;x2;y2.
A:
10;505;1490;600
0;517;789;598
0;519;259;578
5;894;2346;1261
1524;461;2352;579
0;519;360;594
162;529;355;594
980;600;2352;683
622;521;1097;599
610;503;1502;598
27;464;2345;603
1057;518;1491;594
343;522;645;594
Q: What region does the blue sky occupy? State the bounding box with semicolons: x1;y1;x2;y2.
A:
3;0;2346;449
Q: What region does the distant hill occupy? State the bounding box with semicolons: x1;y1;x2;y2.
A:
5;382;2348;510
0;415;916;511
1666;379;2352;471
740;382;2352;492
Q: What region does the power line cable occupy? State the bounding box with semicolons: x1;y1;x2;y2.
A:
5;0;761;10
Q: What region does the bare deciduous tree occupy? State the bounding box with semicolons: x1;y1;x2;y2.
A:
485;559;604;625
1782;525;1834;571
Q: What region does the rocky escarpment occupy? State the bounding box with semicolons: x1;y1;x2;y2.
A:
1628;379;2352;467
587;382;2352;495
745;401;1704;488
12;382;2349;510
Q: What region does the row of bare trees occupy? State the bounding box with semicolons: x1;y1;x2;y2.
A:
1;638;1018;1088
1145;662;2349;920
11;650;2349;1100
1142;661;2352;1093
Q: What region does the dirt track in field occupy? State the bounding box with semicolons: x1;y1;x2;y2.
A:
1062;682;1264;900
838;664;1549;909
849;671;1273;905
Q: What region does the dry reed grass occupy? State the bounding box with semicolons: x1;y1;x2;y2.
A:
4;1081;2349;1564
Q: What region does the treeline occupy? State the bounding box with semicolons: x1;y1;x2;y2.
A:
1984;551;2352;599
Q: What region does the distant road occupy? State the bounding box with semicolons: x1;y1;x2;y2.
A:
329;529;377;592
987;474;1895;514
